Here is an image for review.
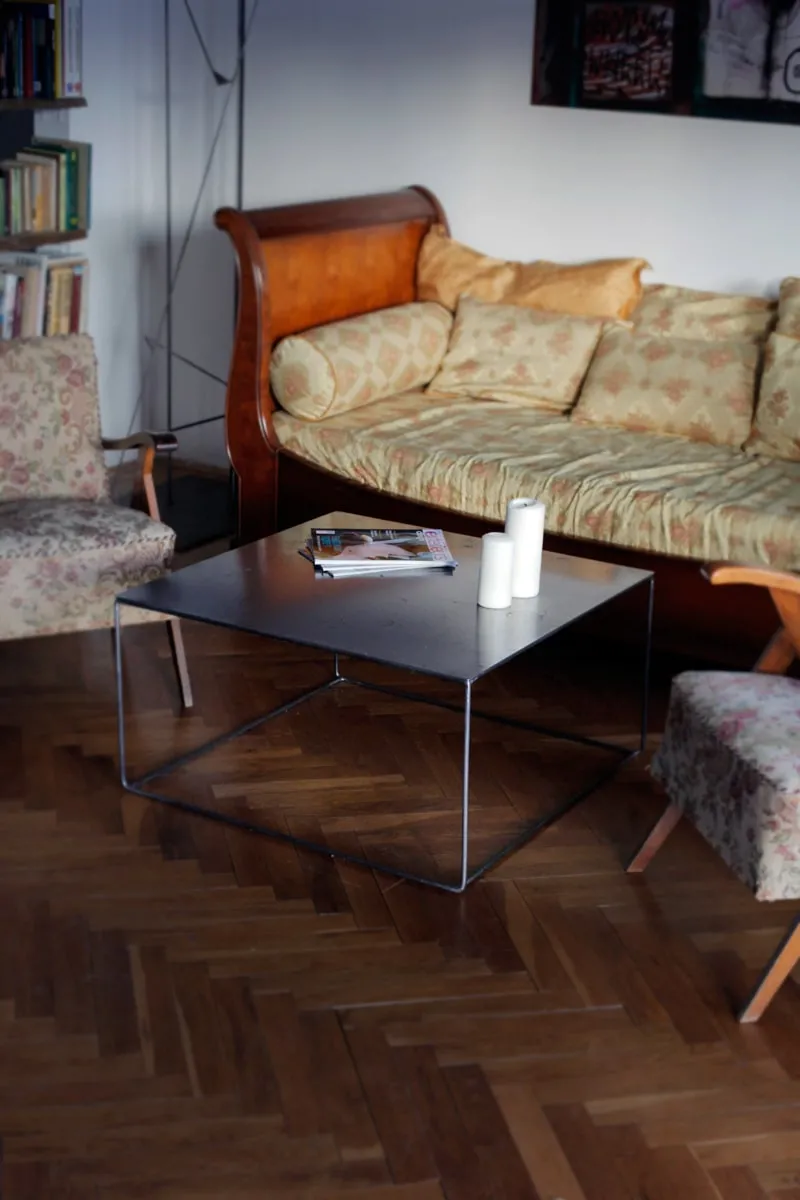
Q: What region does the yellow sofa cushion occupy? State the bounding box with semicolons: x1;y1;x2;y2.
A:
746;334;800;462
572;327;759;447
633;284;776;344
427;296;604;412
777;278;800;340
270;302;452;422
273;391;800;572
417;224;648;319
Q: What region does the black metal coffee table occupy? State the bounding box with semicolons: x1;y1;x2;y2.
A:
115;511;653;892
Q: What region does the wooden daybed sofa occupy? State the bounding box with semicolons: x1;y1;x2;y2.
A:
214;186;800;660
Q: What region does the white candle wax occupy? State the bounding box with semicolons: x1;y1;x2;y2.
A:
477;532;514;609
505;497;546;598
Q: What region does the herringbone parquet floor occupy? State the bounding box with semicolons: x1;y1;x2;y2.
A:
0;620;798;1200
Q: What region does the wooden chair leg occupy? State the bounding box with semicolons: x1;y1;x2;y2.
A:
626;802;682;873
739;914;800;1024
166;619;193;709
754;627;796;675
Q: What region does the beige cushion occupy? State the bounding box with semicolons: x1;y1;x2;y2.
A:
504;257;649;321
633;284;776;344
573;327;759;447
270;302;452;422
417;224;648;320
0;334;109;503
746;333;800;462
427;296;605;412
777;278;800;341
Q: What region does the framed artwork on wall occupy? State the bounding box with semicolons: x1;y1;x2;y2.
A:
532;0;800;125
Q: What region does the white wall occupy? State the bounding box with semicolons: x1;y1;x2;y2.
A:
66;0;800;450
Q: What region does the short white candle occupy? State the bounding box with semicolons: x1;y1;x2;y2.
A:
477;532;514;609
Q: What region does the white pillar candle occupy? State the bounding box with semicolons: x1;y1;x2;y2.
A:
505;498;546;598
477;532;514;609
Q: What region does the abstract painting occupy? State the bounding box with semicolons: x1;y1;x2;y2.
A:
532;0;800;124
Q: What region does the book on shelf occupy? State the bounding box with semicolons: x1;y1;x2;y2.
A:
0;1;82;102
303;528;457;578
0;247;88;338
0;135;91;237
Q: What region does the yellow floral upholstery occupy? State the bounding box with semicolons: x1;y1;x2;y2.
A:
0;332;176;641
274;391;800;571
0;334;110;502
573;327;759;447
270;302;452;422
632;284;777;343
777;277;800;341
427;297;604;412
746;334;800;462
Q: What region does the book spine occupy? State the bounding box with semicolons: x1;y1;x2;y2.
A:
63;0;81;95
69;264;80;333
53;0;61;96
2;273;17;340
13;275;25;338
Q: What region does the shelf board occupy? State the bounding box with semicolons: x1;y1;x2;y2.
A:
0;98;87;112
0;229;87;251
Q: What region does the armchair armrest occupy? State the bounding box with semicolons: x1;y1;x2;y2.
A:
104;430;178;523
705;563;800;596
102;431;178;453
704;562;800;673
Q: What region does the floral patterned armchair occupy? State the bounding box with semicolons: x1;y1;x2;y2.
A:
0;334;192;707
629;564;799;1022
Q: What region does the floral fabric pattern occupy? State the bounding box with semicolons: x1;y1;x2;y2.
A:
0;334;110;502
427;296;604;412
746;334;800;463
573;327;759;447
274;391;800;571
777;277;800;341
633;284;777;344
0;500;175;639
651;671;800;902
270;302;452;422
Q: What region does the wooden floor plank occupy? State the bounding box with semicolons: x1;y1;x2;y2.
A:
0;623;798;1197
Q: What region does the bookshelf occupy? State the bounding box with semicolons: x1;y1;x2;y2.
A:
0;98;87;113
0;228;87;251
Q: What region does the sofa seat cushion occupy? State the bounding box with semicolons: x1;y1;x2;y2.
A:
651;671;800;902
0;499;175;639
274;392;800;571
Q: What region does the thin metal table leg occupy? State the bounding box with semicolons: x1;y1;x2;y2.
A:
458;678;473;892
640;576;655;754
114;602;129;788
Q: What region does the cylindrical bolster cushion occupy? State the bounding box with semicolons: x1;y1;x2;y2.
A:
270;302;453;422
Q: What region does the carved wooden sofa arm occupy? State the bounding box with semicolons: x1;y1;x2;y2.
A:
705;562;800;674
102;431;178;524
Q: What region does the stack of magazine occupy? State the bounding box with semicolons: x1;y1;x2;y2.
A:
302;527;457;578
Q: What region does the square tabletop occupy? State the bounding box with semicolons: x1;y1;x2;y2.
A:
118;512;652;683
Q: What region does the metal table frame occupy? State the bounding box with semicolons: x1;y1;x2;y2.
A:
115;575;653;894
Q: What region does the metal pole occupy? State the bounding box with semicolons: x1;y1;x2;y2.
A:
164;0;174;501
236;0;246;210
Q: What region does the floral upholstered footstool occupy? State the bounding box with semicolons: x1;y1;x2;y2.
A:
628;669;800;1022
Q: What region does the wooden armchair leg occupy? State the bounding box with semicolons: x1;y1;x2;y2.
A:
739;915;800;1024
755;627;796;675
166;619;193;709
627;802;682;873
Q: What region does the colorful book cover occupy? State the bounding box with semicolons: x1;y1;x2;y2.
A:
309;528;455;568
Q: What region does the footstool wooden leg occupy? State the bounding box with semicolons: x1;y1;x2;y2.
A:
167;619;193;709
739;914;800;1024
627;802;682;873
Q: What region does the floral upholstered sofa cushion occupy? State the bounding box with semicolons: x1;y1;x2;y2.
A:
427;296;605;412
273;392;800;571
633;284;777;344
572;327;759;447
746;333;800;463
651;671;800;902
